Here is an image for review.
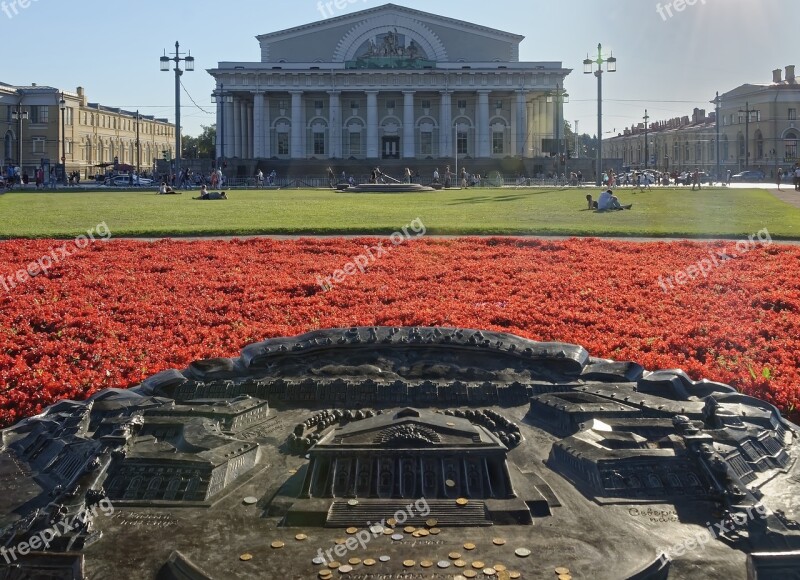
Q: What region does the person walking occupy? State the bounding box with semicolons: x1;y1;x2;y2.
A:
692;169;701;191
776;168;783;191
794;165;800;191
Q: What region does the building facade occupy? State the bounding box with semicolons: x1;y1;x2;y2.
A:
0;83;175;179
208;3;570;170
607;65;800;176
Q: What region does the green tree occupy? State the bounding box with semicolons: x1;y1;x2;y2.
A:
183;125;216;159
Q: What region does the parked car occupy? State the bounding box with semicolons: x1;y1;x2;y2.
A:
731;170;766;182
105;175;153;187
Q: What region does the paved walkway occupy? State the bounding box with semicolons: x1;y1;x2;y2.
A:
767;186;800;209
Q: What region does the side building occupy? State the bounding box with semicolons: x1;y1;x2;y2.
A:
607;65;800;177
0;83;176;181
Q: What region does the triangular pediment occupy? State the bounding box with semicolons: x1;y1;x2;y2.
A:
255;3;524;64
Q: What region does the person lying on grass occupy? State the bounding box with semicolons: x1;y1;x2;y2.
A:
597;189;632;211
159;183;181;195
192;185;228;200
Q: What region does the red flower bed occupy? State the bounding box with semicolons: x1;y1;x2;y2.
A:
0;237;798;427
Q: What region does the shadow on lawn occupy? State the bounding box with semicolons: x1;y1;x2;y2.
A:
447;188;554;205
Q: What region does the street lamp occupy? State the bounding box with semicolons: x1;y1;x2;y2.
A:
546;84;569;181
211;83;233;167
11;105;28;174
135;110;141;178
711;92;722;183
739;101;756;171
584;43;617;186
59;92;67;185
160;41;194;182
643;110;650;171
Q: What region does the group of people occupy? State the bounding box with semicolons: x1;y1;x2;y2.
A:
587;189;633;211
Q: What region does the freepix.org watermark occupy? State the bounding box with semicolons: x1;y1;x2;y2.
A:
316;218;426;292
658;504;768;565
317;0;371;19
1;0;40;20
657;228;772;293
656;0;707;22
0;498;114;564
315;498;430;565
0;221;112;293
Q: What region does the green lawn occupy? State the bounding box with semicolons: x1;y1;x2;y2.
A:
1;186;798;239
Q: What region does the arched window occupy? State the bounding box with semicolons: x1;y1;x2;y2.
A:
785;131;798;162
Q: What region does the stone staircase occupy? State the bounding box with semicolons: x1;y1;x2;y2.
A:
326;498;491;528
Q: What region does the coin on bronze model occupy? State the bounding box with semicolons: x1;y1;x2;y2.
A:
348;557;361;566
483;568;497;577
403;559;416;568
456;498;469;506
514;548;531;558
346;527;358;535
555;568;571;575
270;541;284;549
438;560;452;568
239;553;253;561
426;518;439;527
449;552;462;560
464;542;477;551
295;533;308;541
492;538;506;546
338;564;353;574
421;560;434;568
363;558;376;567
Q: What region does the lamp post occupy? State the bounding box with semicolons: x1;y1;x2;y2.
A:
11;105;28;174
160;41;194;183
584;43;617;186
711;92;722;183
643;109;650;171
546;84;569;181
135;110;141;178
574;119;580;159
211;83;233;168
59;92;67;185
739;101;756;171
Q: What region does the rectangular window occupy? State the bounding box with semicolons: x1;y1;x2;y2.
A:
30;106;49;124
421;100;431;110
386;99;395;111
493;131;504;154
790;108;797;121
457;99;467;110
495;100;504;110
277;133;289;155
313;132;325;155
350;101;359;112
738;112;744;124
421;131;432;155
32;137;45;153
279;100;288;111
314;100;324;111
349;132;361;156
65;140;73;154
457;131;468;155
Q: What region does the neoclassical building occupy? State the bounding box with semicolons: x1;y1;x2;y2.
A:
208;3;570;171
607;65;800;176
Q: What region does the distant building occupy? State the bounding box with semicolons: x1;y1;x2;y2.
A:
0;83;176;179
607;65;800;176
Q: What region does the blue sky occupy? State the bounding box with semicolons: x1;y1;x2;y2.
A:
2;0;794;137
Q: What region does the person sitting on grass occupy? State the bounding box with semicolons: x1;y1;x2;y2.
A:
586;194;599;210
159;182;180;195
597;189;632;211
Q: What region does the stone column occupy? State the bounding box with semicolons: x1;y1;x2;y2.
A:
439;91;452;158
224;99;234;160
545;96;555;141
366;90;379;159
215;98;223;160
245;101;253;159
477;90;491;158
263;94;271;159
253;93;265;158
328;90;341;159
526;98;536;158
537;98;547;155
233;98;242;158
515;90;527;158
403;91;415;159
291;91;304;159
